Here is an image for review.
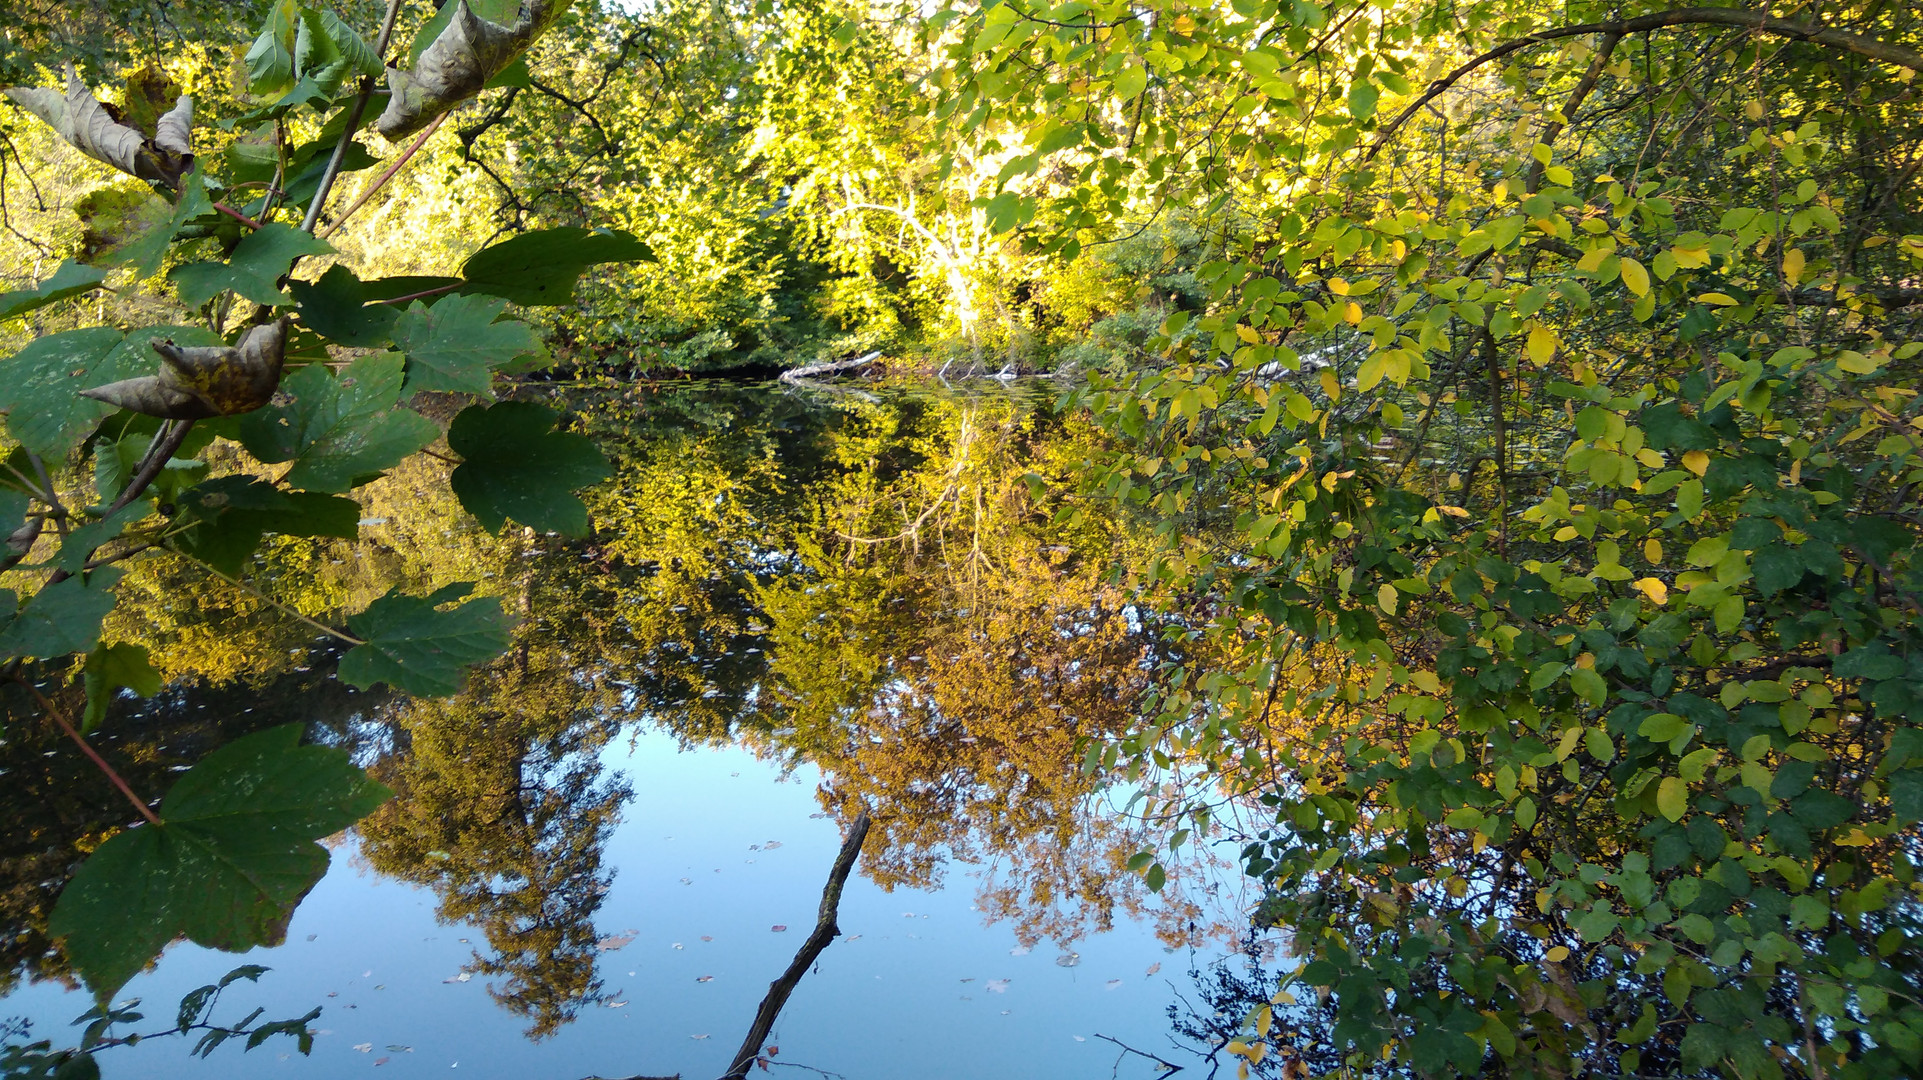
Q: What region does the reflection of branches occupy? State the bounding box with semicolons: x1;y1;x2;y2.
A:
1094;1032;1183;1080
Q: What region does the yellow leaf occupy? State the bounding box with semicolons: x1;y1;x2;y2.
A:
1235;323;1261;345
1437;505;1470;518
1343;301;1363;325
1643;538;1662;564
1745;99;1765;120
1319;367;1341;402
1356;352;1386;392
1697;292;1738;306
1544;945;1570;962
1670;244;1711;269
1327;277;1350;296
1657;776;1689;821
1526;323;1558;365
1410;670;1442;693
1635;448;1665;468
1576;245;1610;272
1782;247;1805;285
1635;577;1669;605
1682;450;1709;475
1377;583;1398;614
1256;1004;1273;1036
1619;257;1650;296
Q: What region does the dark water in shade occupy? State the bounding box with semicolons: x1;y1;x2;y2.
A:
0;378;1265;1079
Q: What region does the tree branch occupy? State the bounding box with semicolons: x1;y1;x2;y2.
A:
1369;8;1923;160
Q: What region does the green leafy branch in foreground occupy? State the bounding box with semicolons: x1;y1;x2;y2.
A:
0;0;638;1007
2;964;319;1079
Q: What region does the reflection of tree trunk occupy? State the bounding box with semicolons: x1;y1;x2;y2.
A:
719;812;871;1079
583;813;872;1080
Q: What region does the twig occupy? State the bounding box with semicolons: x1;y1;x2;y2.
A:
299;0;406;234
43;421;196;588
1093;1033;1184;1080
319;113;448;240
16;678;161;826
182;555;366;647
720;813;871;1079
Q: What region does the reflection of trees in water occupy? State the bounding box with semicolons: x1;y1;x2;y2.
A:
7;382;1233;1037
0;647;388;996
356;612;631;1040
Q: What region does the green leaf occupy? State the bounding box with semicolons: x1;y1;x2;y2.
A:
236;354;439;493
47;724;392;1004
0;261;108;321
118;171;215;279
0;327;136;458
458;228;657;307
168;224;334;309
339;584;514;696
447;401;609;535
172;476;359;575
82;642;163;734
1113;62;1147;101
244;0;303;97
390;294;542;395
0;569;123;660
1348;80;1379;121
290;265;401;347
49;503;153;573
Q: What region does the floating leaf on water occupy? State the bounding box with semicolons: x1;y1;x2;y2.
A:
690;1034;709;1040
770;925;786;932
353;1044;372;1053
1055;953;1081;968
699;936;712;942
985;979;1009;993
373;1057;389;1066
386;1045;412;1053
1009;945;1030;956
763;841;781;849
1145;962;1161;976
1105;980;1123;990
595;933;635;951
607;1000;627;1008
695;976;712;983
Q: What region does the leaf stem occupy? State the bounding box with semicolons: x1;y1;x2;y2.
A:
319;113;447;240
17;677;162;826
183;555;366;647
300;0;407;235
370;282;461;307
211;201;264;230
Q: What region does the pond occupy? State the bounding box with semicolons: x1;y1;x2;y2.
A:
0;379;1274;1080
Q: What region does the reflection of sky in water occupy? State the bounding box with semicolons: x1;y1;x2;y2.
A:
2;729;1250;1079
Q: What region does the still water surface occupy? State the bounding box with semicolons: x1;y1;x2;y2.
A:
0;379;1261;1078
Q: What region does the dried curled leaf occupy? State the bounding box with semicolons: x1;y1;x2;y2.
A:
375;0;571;139
3;65;193;188
81;317;288;420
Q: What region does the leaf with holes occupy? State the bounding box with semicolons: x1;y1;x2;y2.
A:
235;353;439;493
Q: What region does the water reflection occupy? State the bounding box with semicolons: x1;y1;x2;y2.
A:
2;379;1233;1057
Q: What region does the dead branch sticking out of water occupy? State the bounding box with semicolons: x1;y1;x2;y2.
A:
720;812;872;1079
777;352;880;384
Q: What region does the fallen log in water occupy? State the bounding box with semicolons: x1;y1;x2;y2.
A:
777;351;881;384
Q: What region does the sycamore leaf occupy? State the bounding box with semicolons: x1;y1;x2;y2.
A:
339;584;514;696
0;327;145;459
290;265;401;347
377;0;571;139
0;569;124;660
236;353;439;493
448;401;610;535
82;642;163;734
172;476;358;575
390;294;542;395
47;724;392;1004
459;228;656;306
0;261;108;321
244;0;303;98
168;224;333;309
117;171;216;280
